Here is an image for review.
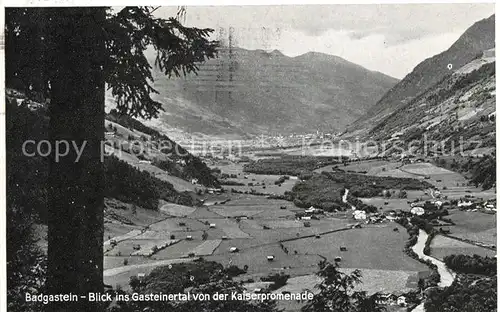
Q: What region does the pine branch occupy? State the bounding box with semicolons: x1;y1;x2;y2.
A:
104;6;219;119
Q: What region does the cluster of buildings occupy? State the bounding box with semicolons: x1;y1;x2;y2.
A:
376;294;409;307
457;198;496;212
295;206;324;221
352;210;399;224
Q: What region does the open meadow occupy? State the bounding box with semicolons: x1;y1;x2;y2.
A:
99;155;495;309
430;235;496;260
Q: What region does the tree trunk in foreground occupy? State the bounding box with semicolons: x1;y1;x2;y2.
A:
47;8;106;312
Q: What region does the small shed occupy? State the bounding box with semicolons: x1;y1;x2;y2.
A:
229;247;239;253
267;255;275;261
186;235;193;240
209;223;216;228
334;257;342;262
340;246;347;251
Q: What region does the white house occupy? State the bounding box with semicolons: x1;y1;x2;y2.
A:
353;210;367;220
410;207;425;216
305;207;322;214
386;215;397;222
458;200;473;208
305;207;316;213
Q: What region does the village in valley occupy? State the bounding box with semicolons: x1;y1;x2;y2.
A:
88;112;496;311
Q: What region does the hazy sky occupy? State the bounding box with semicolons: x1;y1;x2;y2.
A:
155;4;495;79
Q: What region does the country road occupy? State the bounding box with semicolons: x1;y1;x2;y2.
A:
103;258;199;288
103;258;198;277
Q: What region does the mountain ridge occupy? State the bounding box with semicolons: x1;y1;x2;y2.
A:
345;14;495;139
141;46;399;139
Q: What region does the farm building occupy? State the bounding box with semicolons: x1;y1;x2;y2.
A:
229;247;239;253
353;210;367;220
410;207;425;216
334;257;342;262
458;200;473;207
305;206;322;214
186;235;193;240
386;215;397;222
340;246;347;251
267;255;275;261
207;188;222;194
377;294;397;305
209;223;216;228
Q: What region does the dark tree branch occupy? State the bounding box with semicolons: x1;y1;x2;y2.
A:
103;6;219;119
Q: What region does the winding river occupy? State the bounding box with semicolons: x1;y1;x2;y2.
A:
410;229;456;312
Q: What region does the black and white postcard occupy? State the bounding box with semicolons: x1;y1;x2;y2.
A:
3;3;497;312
